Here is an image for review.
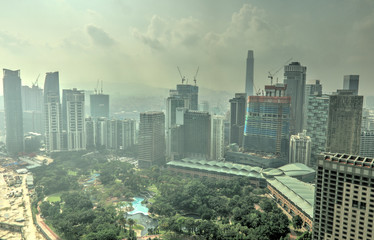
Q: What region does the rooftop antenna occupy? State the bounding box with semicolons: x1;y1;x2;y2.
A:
101;80;103;94
193;66;199;86
94;79;99;94
177;66;186;84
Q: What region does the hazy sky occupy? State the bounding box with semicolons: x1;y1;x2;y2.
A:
0;0;373;97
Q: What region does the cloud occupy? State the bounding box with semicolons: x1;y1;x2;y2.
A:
86;25;116;46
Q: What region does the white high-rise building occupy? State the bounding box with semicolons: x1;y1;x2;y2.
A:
289;130;311;166
359;130;374;158
44;93;63;152
211;115;225;160
65;89;85;151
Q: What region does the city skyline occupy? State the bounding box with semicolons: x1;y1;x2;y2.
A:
0;1;373;97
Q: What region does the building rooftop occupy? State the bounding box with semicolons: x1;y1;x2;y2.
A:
267;175;315;218
322;152;374;168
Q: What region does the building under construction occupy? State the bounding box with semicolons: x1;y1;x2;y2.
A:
243;94;291;157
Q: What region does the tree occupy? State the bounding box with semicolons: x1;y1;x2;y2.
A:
293;215;303;229
127;218;135;231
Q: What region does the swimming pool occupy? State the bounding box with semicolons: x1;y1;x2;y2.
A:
128;197;149;215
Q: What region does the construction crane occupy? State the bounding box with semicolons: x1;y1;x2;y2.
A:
268;57;293;85
32;74;40;87
177;66;186;84
193;66;199;86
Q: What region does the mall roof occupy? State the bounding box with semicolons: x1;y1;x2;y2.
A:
267;175;315;218
278;163;315;177
167;158;263;178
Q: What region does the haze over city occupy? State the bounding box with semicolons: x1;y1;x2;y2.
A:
0;0;373;96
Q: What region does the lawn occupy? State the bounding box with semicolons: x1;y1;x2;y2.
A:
68;170;77;176
47;193;62;203
133;224;145;230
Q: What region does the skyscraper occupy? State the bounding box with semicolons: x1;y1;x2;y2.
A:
243;90;291;156
64;89;85;151
359;130;374;158
303;80;322;128
44;72;60;102
166;93;186;157
245;50;254;96
284;62;307;134
313;153;374;240
90;93;109;118
184;110;211;159
229;93;246;147
176;84;198;110
343;75;359;95
325;90;363;155
289;130;312;166
22;84;44;135
44;72;63;152
210;115;225;160
306;95;330;165
2;69;24;154
138;112;165;168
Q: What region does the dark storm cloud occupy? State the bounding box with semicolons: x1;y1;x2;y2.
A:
86;25;115;46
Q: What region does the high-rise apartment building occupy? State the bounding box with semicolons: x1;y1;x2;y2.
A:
211;115;225;160
44;72;60;101
325;90;363;155
289;130;312;166
2;69;24;154
138;112;165;168
284;62;307;134
343;75;359;95
64;89;85;151
303;80;322;128
183;110;211;159
243;94;291;156
313;153;374;240
245;50;254;96
44;72;63;152
359;130;374;158
306;95;330;165
106;119;136;151
229;93;246;147
90;93;109;118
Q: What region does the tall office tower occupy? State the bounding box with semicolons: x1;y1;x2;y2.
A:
326;90;363;155
176;84;199;110
343;75;359;95
284;62;307;134
2;69;24;154
211;115;225;160
90;93;109;118
138;112;165;168
303;80;322;128
64;89;85;151
166;94;186;157
243;94;291;156
44;72;60;102
62;89;73;131
229;93;246;147
184;110;211;159
359;130;374;158
289;130;312;166
306;95;330;166
313;153;374;240
245;50;254;97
